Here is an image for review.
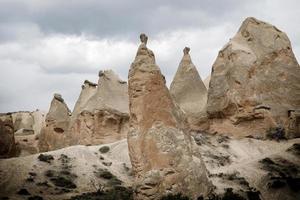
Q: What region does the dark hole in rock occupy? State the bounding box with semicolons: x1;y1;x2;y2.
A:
54;127;64;133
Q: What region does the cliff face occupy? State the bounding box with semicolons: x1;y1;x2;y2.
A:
170;47;208;131
127;34;212;200
207;17;300;137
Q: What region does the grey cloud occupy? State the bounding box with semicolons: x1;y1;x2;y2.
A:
0;0;300;113
0;0;246;41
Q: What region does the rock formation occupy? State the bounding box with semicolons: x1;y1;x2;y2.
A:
38;94;71;152
170;47;208;131
71;80;97;121
203;75;210;90
0;114;19;158
9;110;45;156
127;34;211;199
67;70;129;146
207;17;300;137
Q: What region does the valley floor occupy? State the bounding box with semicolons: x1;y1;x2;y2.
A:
0;135;299;200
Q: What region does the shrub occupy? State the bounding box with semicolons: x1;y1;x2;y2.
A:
38;154;54;163
160;193;191;200
99;146;110;153
265;126;286;141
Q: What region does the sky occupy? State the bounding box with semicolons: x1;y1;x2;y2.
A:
0;0;299;112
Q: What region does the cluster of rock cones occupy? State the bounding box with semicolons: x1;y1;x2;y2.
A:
1;17;300;200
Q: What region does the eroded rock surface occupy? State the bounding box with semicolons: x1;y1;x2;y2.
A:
38;94;71;152
127;34;211;199
170;47;208;131
0;114;19;158
10;110;46;156
207;17;300;137
68;71;129;146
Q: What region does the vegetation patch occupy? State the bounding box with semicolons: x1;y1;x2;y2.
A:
38;154;54;163
99;146;110;153
50;176;77;189
68;187;133;200
160;193;191;200
259;157;300;192
209;154;231;166
265;127;286;141
28;196;43;200
221;188;245;200
287;143;300;156
17;188;31;195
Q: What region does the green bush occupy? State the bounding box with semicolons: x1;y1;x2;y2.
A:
99;146;110;153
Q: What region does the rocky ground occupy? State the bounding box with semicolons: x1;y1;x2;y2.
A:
0;135;299;200
0;140;133;200
194;133;300;200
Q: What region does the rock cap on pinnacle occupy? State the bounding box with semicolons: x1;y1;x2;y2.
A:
140;33;148;45
183;47;190;55
54;93;64;102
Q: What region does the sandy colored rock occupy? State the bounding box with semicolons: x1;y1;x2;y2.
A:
170;47;208;131
38;93;71;152
67;71;129;146
71;80;97;122
127;34;212;200
203;75;211;89
9;110;46;156
0;114;19;158
207;17;300;137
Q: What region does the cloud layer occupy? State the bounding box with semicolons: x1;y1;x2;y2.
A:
0;0;299;112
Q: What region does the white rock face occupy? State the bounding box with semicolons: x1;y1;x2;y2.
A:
67;70;129;146
127;34;212;200
84;70;129;114
207;17;300;137
71;80;97;122
170;47;208;130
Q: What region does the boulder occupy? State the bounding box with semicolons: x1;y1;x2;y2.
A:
170;47;208;130
0;114;19;158
207;17;300;138
127;34;211;199
38;94;71;152
67;71;129;146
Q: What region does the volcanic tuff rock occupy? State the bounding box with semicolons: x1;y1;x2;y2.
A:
0;114;19;158
10;110;45;156
207;17;300;137
203;75;211;90
127;34;212;200
170;47;208;131
67;70;129;146
38;94;71;152
71;80;97;122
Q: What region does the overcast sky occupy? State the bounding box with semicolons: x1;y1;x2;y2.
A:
0;0;299;112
